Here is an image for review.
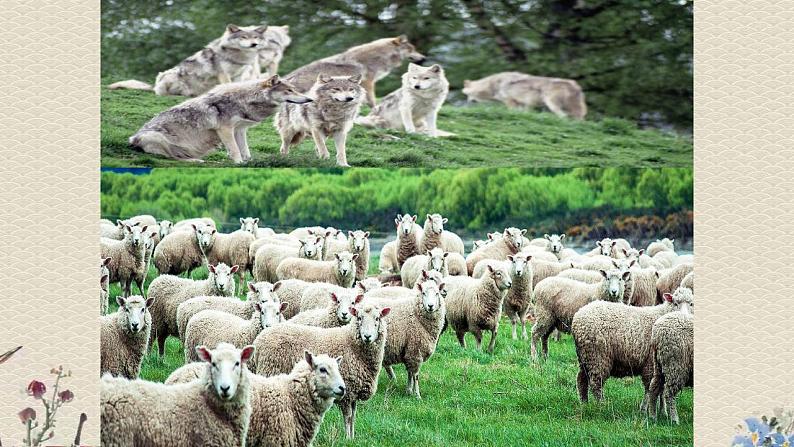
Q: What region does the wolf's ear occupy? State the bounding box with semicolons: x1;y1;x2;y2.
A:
348;74;362;84
262;75;280;88
393;35;408;45
318;74;333;84
254;25;268;34
226;24;241;33
429;64;442;73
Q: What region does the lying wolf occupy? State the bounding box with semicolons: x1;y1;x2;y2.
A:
129;75;312;163
284;35;425;106
275;74;365;167
462;72;587;119
355;63;453;137
108;24;268;96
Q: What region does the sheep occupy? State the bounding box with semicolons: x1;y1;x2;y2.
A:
656;263;694;301
637;251;665;269
135;228;159;297
298;283;362;312
401;247;449;289
648;310;694;424
290;292;364;328
627;267;661;307
100;219;133;240
681;271;694;291
172;217;216;231
531;269;629;360
158;219;173;239
518;247;559;263
529;233;578;260
348;230;370;280
196;226;255;287
276;251;357;288
176;281;282;339
290;226;341;241
365;269;442;300
445;263;512;353
652;250;678;268
395;214;424;268
252;237;324;283
100;223;150;298
147;263;237;356
420;213;465;255
465;227;526;275
569;255;618;272
646;238;675;257
184;301;287;362
100;295;154;379
378;240;399;274
249;234;302;260
165;351;345;447
588;237;631;258
357;277;385;292
368;281;446;398
445;252;467;276
272;279;315;319
531;259;574;289
250;304;391;439
673;254;694;266
570;287;693;404
100;343;254;447
239;217;276;238
100;257;111;314
153;226;205;276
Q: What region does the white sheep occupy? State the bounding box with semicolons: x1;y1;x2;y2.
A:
465;227;526;275
395;214;424;268
252;237;323;283
680;270;694;291
298;283;362;312
646;238;675;257
378;240;399;274
648;309;694;424
249;234;303;260
400;247;449;289
445;252;468;276
290;292;364;327
276;251;357;287
656;263;694;299
101;223;153;297
158;219;173;239
195;226;255;287
272;278;315;319
420;213;465;255
100;295;154;379
153;226;205;276
100;343;254;446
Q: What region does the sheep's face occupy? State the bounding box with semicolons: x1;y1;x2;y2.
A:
425;213;447;234
665;287;694;315
611;258;636;273
348;230;369;252
209;263;238;296
417;282;443;313
544;234;565;253
193;224;216;250
356;278;382;293
503;227;526;250
418;269;445;289
334;252;357;278
508;254;532;278
300;237;323;259
428;248;448;272
256;301;285;328
142;229;157;251
305;351;346;400
326;227;346;241
116;295;152;334
487;264;512;290
196;343;254;401
247;281;280;304
350;304;390;344
622;247;642;260
599;269;629;301
597;238;616;256
239;217;259;234
331;292;363;323
395;214;417;237
125;224;148;248
159;220;173;239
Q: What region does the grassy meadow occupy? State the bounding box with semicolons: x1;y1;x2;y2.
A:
106;258;693;447
101;87;692;169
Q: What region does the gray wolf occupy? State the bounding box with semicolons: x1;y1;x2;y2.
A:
462;72;587;119
275;74;365;167
129;75;312;163
355;63;453;137
211;25;292;79
108;24;268;96
284;35;425;106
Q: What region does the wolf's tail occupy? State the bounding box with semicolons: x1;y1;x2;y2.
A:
107;79;154;91
354;114;385;128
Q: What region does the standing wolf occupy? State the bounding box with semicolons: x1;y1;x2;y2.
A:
211;25;292;79
129;75;312;163
275;74;365;167
108;25;268;96
284;35;425;106
462;72;587;119
355;63;453;137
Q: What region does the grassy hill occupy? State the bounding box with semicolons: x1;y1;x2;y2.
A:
101;88;692;168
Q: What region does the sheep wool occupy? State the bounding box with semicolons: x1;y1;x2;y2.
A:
648;310;694;424
152;228;205;276
379;240;399;274
252;237;323;283
420;213;465;255
100;223;150;298
656;263;694;301
273;279;315;319
290;293;363;328
276;251;357;288
198;227;255;285
400;247;449;289
445;252;468;276
395;214;424;268
646;238;675;257
465;227;526;275
100;295;154;379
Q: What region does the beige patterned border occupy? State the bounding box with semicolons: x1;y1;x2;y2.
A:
0;0;100;444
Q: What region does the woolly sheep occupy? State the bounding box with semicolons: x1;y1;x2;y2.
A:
100;257;111;314
445;263;512;353
652;250;678;268
299;283;362;313
627;267;661;307
135;228;159;297
531;269;629;360
272;279;315;319
153;226;205;276
290;226;343;241
290;292;364;328
530;259;574;289
250;304;391;439
100;219;133;240
100;343;254;447
184;301;287;362
357;277;385;292
379;240;399;274
147;263;238;356
529;233;577;260
518;247;559;263
166;351;345;447
465;227;526;275
276;251;357;287
570;255;618;271
588;237;631;258
680;271;694;291
648;310;694;424
646;238;675;257
253;237;324;283
445;252;467;276
100;223;151;298
420;213;465;255
100;295;154;379
656;263;694;301
158;219;173;239
324;230;370;280
401;247;449;289
195;225;255;286
173;217;216;231
502;254;534;340
571;287;693;404
395;214;424;268
249;234;302;260
239;217;275;238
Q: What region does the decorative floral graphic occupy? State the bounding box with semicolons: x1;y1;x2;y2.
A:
732;413;794;447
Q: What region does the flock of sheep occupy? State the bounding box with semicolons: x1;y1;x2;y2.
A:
98;212;694;446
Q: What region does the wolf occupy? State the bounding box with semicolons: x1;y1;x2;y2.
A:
128;75;312;163
355;63;453;137
462;72;587;119
284;35;425;106
275;74;365;167
108;24;268;96
211;25;292;79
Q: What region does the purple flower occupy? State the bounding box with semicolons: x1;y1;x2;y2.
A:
58;389;74;402
27;380;46;399
18;407;36;424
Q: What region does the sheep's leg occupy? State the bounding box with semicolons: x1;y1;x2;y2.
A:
541;334;550;360
552;329;561;342
134;277;146;299
385;365;396;380
472;328;483;350
590;374;604;402
639;366;654;413
486;328;498;354
454;330;466;348
531;313;553;360
577;368;589;402
157;330;167;357
351;401;358;438
510;313;518;340
665;383;681;424
341;400;354;439
406;362;421;398
521;317;529;341
123;279;132;298
648;373;663;419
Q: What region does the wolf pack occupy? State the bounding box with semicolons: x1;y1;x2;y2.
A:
110;24;588;166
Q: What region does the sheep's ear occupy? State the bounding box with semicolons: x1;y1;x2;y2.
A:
544;234;550;240
254;302;262;313
560;234;566;240
629;259;637;268
279;302;288;313
248;282;258;293
272;281;282;292
352;253;359;260
507;255;514;262
525;254;533;262
226;24;241;33
335;253;341;261
621;271;631;281
622;249;628;257
421;270;429;279
100;274;109;284
348;306;358;317
348;230;354;238
354;294;364;304
443;252;449;258
304;350;315;368
211;229;217;235
394;218;400;226
486;264;495;273
239;218;244;225
599;269;608;279
208;264;216;274
438;282;445;292
638;249;645;256
380;307;391;317
230;265;240;273
334;355;343;366
520;229;527;235
253;218;259;224
330;293;339;303
595;241;602;247
654;271;660;279
426;250;432;256
102;257;112;266
145;297;155;308
116;219;124;227
364;231;370;238
611;260;619;268
315;236;322;244
442;218;447;224
429;64;441;73
191;223;198;231
417;282;424;292
411;215;417;222
611;241;617;247
240;345;255;363
196;346;212;363
115;296;125;308
663;293;673;303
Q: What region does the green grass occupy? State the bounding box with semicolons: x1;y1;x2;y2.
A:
108;261;692;446
101;87;692;168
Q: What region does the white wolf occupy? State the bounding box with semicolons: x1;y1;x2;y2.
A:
355;63;453;137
